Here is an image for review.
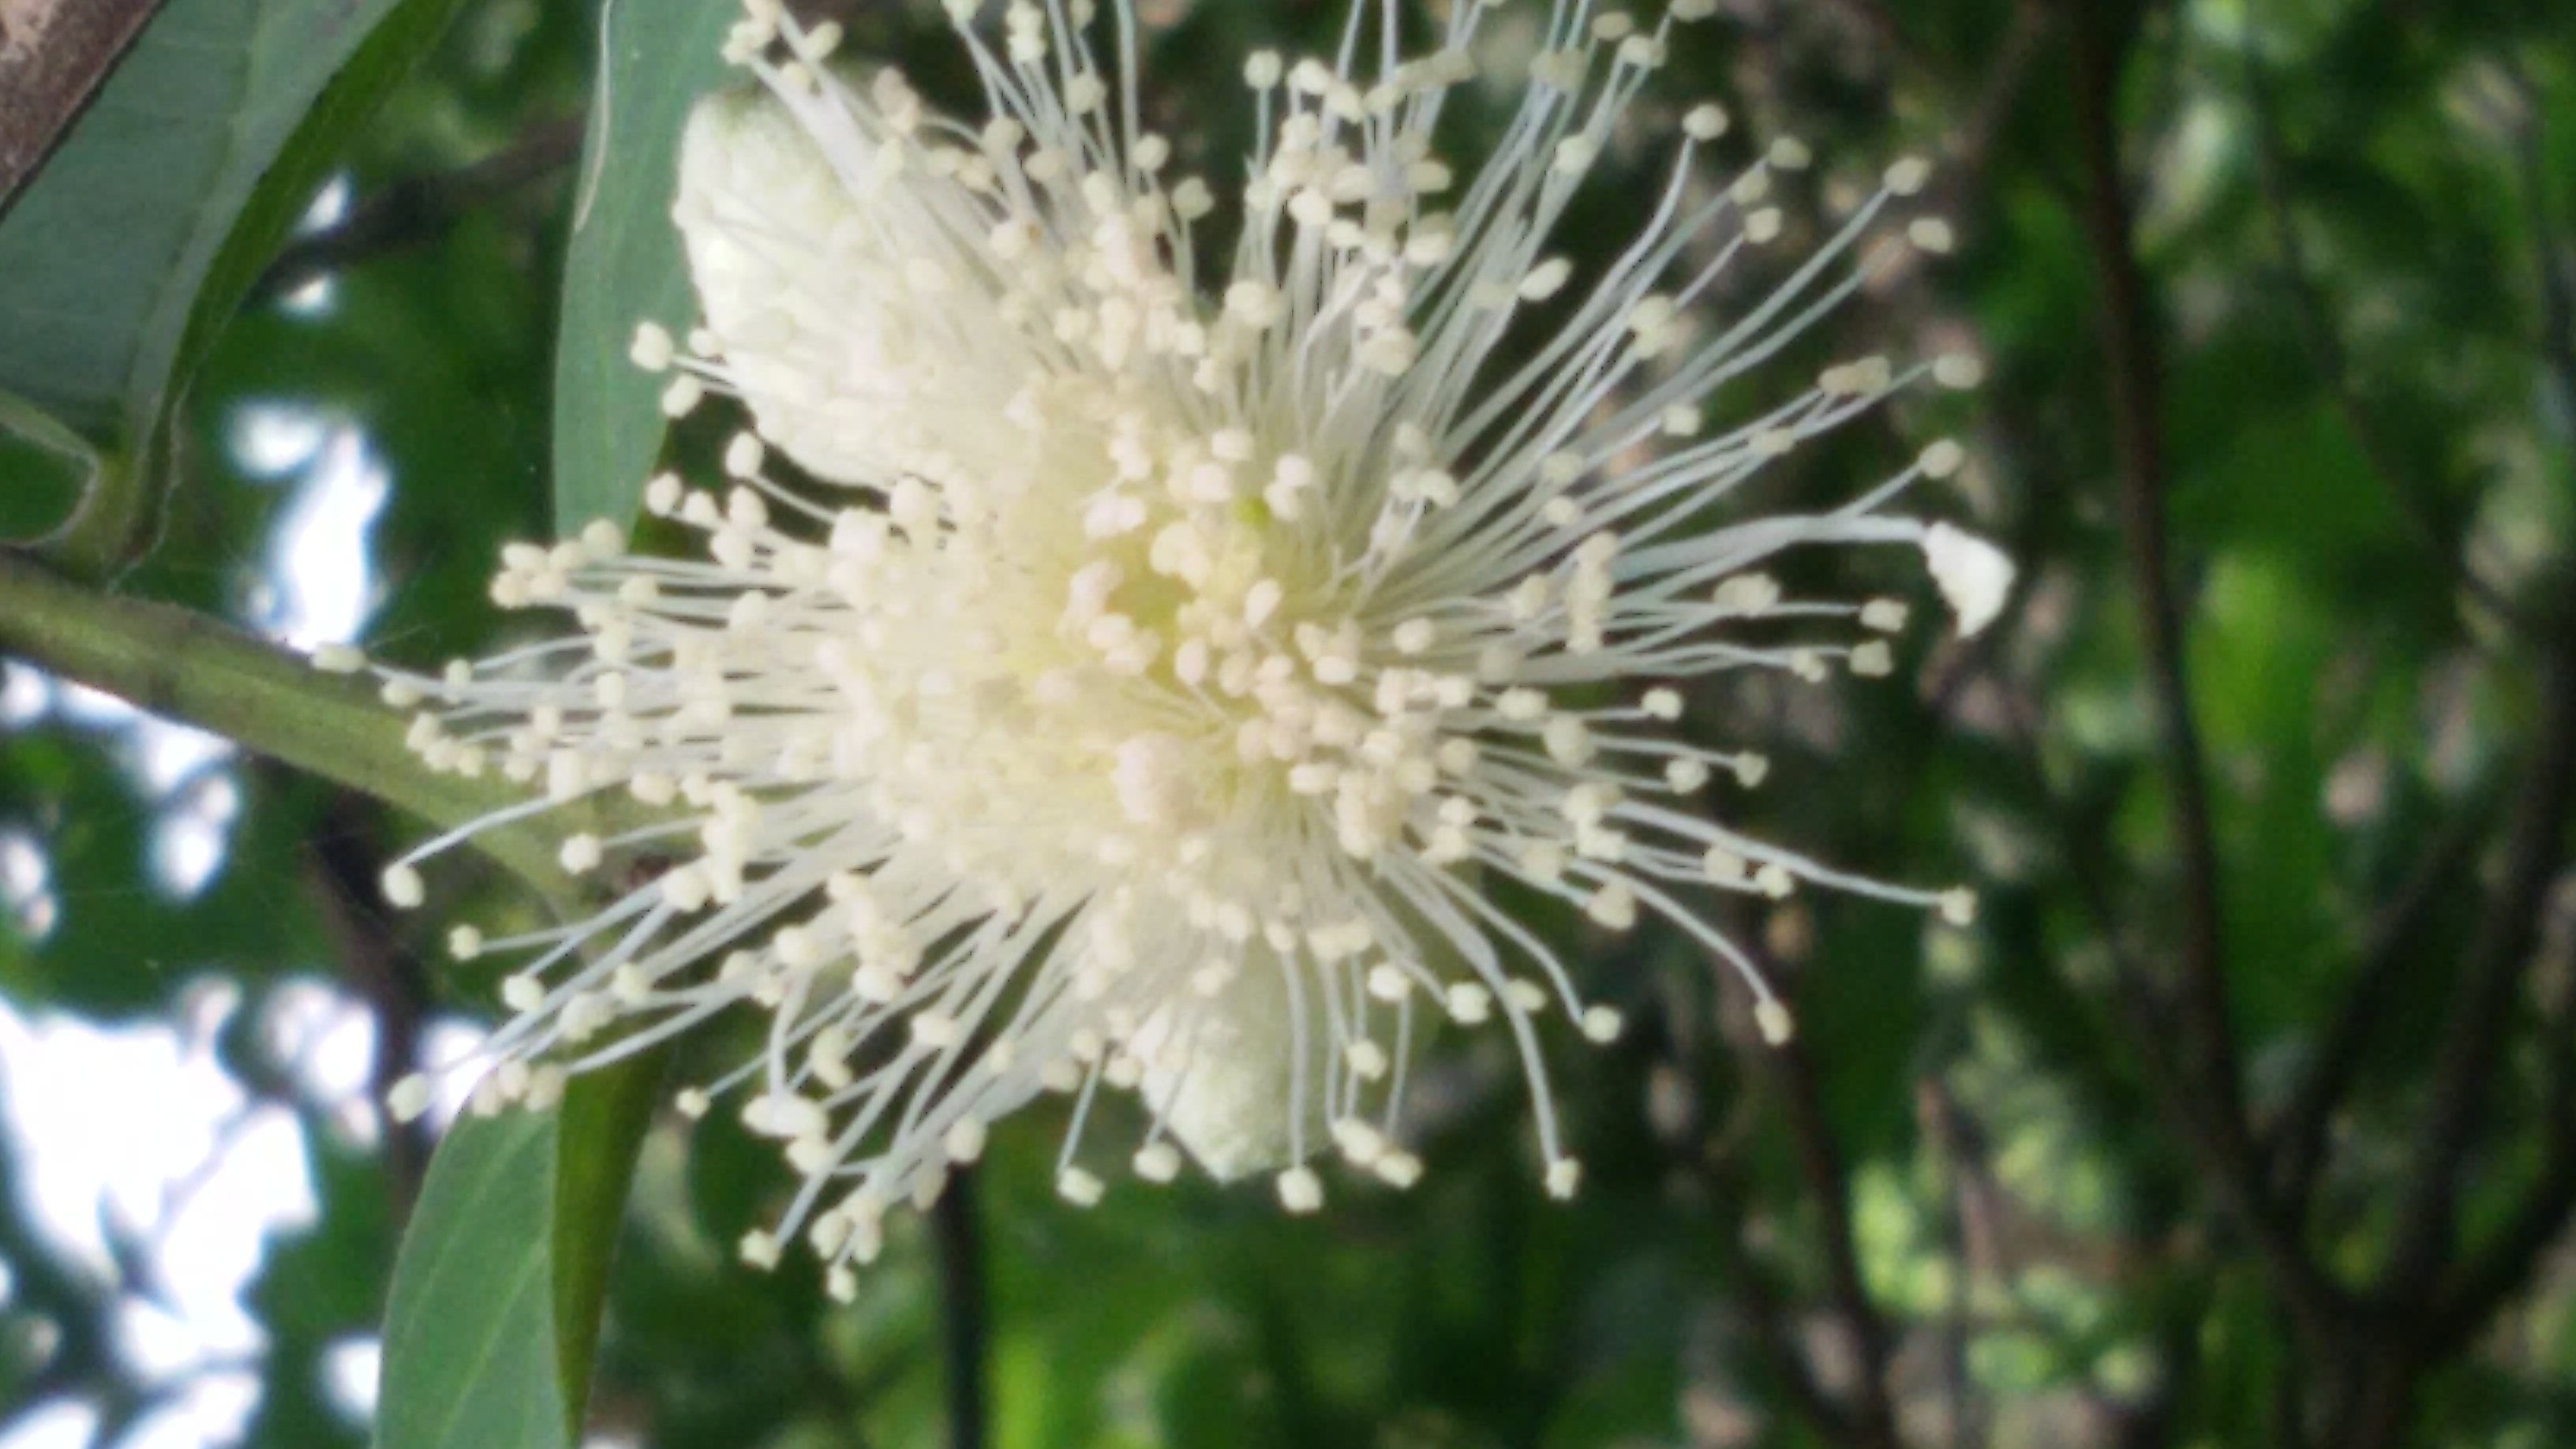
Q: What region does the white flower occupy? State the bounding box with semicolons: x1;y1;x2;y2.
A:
371;0;2009;1287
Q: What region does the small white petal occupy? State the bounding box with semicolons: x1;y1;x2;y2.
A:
1922;523;2016;638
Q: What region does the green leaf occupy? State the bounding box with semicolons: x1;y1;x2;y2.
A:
551;1051;668;1432
552;0;739;533
373;1055;664;1449
375;1110;570;1449
0;387;103;543
0;0;466;573
165;0;477;437
0;0;413;436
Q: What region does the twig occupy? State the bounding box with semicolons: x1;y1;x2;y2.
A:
2065;0;2241;1129
1998;653;2342;1342
1737;938;1901;1449
2428;1014;2576;1353
931;1169;987;1449
1672;986;1856;1440
0;549;653;895
2376;81;2576;1303
256;119;585;298
2498;58;2576;433
1993;662;2320;1320
2061;2;2353;1352
2416;50;2576;1359
1944;1;2052;203
1991;667;2154;990
1919;1082;1986;1449
1778;1040;1900;1449
303;786;435;1217
2266;802;2495;1219
1705;1159;1857;1440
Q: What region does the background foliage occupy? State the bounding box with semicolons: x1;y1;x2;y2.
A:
2;1;2572;1447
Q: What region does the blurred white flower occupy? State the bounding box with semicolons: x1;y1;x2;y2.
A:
352;0;2009;1293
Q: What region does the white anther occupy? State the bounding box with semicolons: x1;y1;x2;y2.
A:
1276;1166;1324;1213
388;1074;434;1123
1518;257;1573;301
381;863;424;909
1133;1142;1181;1182
1545;1159;1582;1200
1445;982;1492;1023
629;322;675;372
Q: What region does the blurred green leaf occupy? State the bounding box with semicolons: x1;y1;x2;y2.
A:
0;0;468;572
0;0;419;437
376;1109;569;1449
552;1052;666;1431
372;1054;664;1449
551;0;737;533
0;387;101;541
0;732;333;1018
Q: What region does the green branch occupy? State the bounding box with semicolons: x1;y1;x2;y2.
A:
0;549;584;894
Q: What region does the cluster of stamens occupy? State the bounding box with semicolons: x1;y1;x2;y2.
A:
328;0;2013;1294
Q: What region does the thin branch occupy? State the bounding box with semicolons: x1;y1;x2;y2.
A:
2267;801;2495;1219
2497;57;2576;434
1710;919;1906;1449
1998;653;2348;1346
1673;989;1856;1440
2428;1027;2576;1352
1992;667;2155;990
1998;662;2319;1319
2060;3;2357;1352
2417;58;2576;1353
303;786;435;1218
2269;1312;2314;1449
1919;1081;1987;1449
0;549;653;896
256;119;584;298
1765;1023;1901;1449
1705;1159;1858;1441
2377;76;2576;1301
2065;0;2241;1127
931;1169;987;1449
1943;1;2052;203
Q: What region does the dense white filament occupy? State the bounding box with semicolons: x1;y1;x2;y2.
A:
358;0;2012;1293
